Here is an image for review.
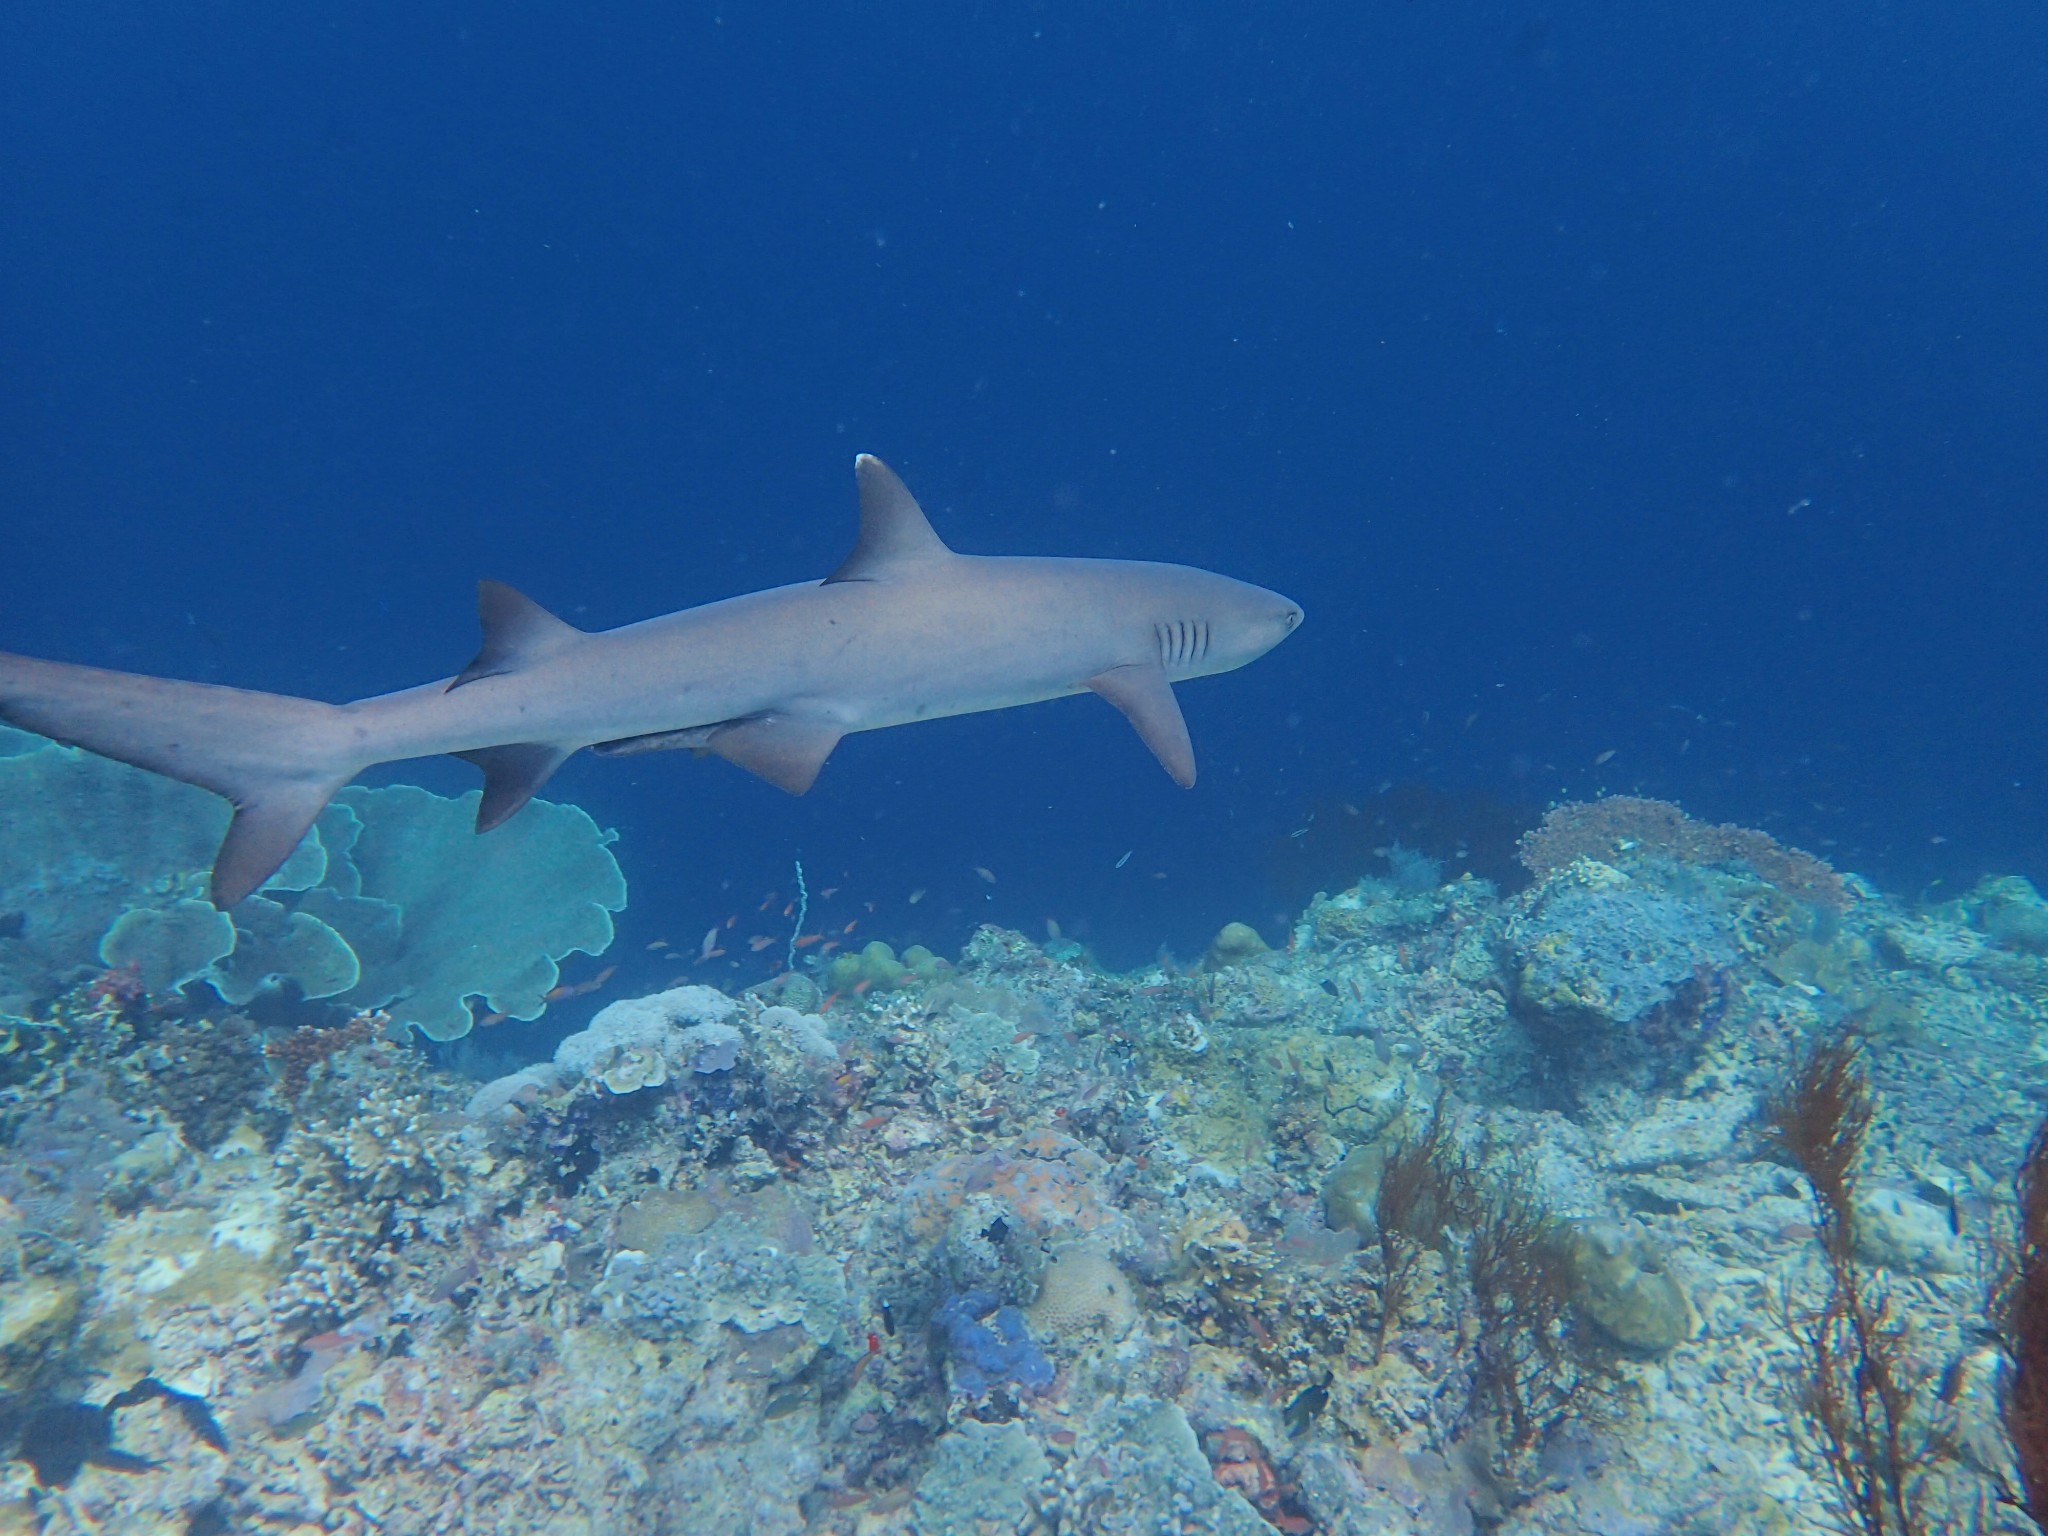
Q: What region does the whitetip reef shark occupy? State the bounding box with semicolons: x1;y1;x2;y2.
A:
0;456;1303;907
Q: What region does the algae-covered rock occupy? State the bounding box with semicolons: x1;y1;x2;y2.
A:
1978;876;2048;955
1569;1218;1700;1353
1852;1184;1967;1275
1323;1142;1387;1239
103;1129;185;1211
1205;921;1271;969
0;1276;81;1391
1510;858;1735;1028
555;985;737;1083
1061;1396;1271;1535
910;1419;1051;1536
749;1004;840;1106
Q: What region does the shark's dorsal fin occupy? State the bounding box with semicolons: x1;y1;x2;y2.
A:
825;456;953;583
1087;663;1197;788
449;581;584;691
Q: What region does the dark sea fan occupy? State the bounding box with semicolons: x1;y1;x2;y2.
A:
2004;1118;2048;1525
1766;1032;1955;1536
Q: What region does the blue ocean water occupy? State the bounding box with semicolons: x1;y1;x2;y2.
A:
5;2;2045;983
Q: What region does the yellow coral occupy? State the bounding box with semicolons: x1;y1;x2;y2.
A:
1027;1248;1138;1342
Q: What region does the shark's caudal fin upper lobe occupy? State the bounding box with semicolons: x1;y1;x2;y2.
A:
0;651;358;908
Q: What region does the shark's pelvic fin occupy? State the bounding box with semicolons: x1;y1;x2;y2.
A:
456;740;574;831
1087;663;1197;788
706;714;844;794
449;580;584;691
826;456;955;583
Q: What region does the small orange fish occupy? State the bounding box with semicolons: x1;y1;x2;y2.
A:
1012;1030;1035;1044
858;1114;888;1131
820;990;840;1010
725;914;738;929
646;939;669;950
748;935;776;952
782;901;795;918
819;940;840;955
820;886;840;899
973;866;996;884
794;933;823;949
476;1011;507;1027
544;964;617;1003
841;919;857;934
852;979;873;996
758;893;777;912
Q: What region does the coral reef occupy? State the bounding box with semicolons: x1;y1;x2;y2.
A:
0;795;2040;1534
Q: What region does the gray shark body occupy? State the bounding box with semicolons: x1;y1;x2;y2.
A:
0;456;1302;906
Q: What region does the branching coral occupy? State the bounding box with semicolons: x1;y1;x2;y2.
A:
1766;1032;1956;1535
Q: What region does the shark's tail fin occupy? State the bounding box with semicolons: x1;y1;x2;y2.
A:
0;650;360;908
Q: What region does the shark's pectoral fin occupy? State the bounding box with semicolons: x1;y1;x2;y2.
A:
455;741;574;831
824;456;956;583
449;581;584;691
1087;664;1197;788
706;715;843;794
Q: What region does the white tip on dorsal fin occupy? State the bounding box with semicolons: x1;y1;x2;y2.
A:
825;455;954;584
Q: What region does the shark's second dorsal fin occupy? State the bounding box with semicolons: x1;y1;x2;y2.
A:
456;741;573;831
825;455;953;583
449;580;584;691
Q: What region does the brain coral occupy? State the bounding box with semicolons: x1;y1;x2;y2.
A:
1027;1247;1139;1342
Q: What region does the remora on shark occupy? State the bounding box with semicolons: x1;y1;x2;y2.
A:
0;456;1303;907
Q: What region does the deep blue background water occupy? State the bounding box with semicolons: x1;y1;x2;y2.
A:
6;4;2046;992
